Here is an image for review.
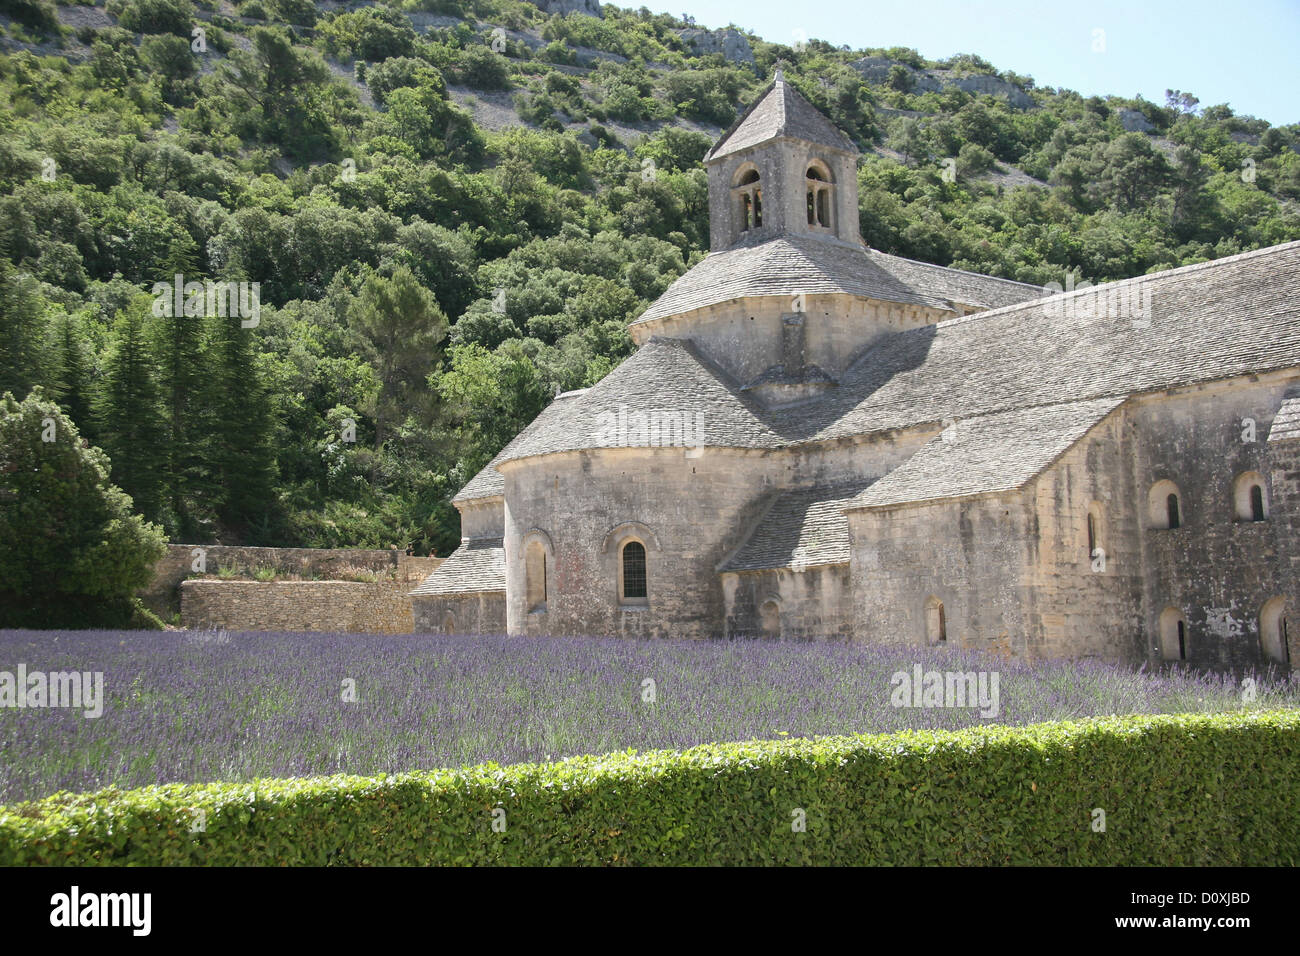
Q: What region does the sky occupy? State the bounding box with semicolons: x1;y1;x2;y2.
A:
662;0;1300;126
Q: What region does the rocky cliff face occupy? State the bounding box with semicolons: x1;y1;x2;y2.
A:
524;0;602;17
675;27;755;64
851;56;1032;109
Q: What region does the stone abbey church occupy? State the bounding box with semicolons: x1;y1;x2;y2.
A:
412;71;1300;669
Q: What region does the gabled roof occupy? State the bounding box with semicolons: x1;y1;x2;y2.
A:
719;482;869;572
633;235;1044;325
409;538;505;596
776;239;1300;444
705;71;858;162
456;240;1300;494
1268;392;1300;443
848;398;1125;511
494;337;785;466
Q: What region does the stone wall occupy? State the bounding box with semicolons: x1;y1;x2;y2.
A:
629;293;951;386
411;591;507;635
141;545;437;615
141;544;406;612
722;564;853;640
843;375;1300;668
850;493;1035;654
1129;379;1297;669
501;445;791;639
180;580;416;633
1020;409;1144;661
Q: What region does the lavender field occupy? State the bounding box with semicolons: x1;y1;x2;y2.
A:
1;629;1296;805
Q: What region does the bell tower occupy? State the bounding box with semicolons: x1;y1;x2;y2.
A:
704;68;862;252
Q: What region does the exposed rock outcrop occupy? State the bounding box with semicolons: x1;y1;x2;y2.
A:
1118;107;1156;133
524;0;602;17
851;56;1032;109
676;27;755;63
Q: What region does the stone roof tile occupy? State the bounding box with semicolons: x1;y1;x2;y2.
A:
409;538;506;595
719;482;868;572
453;390;590;503
462;240;1300;493
634;236;1044;325
848;398;1126;510
495;337;785;465
1267;392;1300;443
705;74;858;162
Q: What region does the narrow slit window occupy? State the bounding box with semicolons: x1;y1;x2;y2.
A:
926;597;946;644
1166;493;1181;529
1251;484;1265;522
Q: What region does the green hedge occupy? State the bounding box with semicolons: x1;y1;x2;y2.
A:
2;710;1297;865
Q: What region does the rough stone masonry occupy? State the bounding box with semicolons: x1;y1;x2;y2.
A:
411;70;1300;671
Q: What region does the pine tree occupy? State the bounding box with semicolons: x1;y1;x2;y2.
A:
148;274;211;535
0;259;51;400
47;309;95;440
206;310;276;537
350;267;447;458
95;297;167;525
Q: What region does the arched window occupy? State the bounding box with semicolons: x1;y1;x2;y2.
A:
1233;472;1268;522
1260;598;1291;667
525;540;547;612
620;540;647;604
733;166;762;234
925;596;947;644
1148;480;1182;530
1158;607;1187;661
759;599;781;638
805;162;833;229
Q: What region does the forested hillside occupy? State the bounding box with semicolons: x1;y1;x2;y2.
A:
2;0;1298;556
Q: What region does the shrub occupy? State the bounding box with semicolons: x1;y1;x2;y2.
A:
1;711;1295;865
5;0;60;34
106;0;196;37
317;6;416;62
0;390;167;629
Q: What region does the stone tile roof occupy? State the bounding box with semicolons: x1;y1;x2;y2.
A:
864;248;1046;311
705;73;858;163
463;240;1300;495
849;398;1126;510
495;337;785;465
719;482;869;572
634;236;1044;324
1268;392;1300;443
409;538;506;595
776;240;1300;444
455;461;505;502
453;390;591;503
